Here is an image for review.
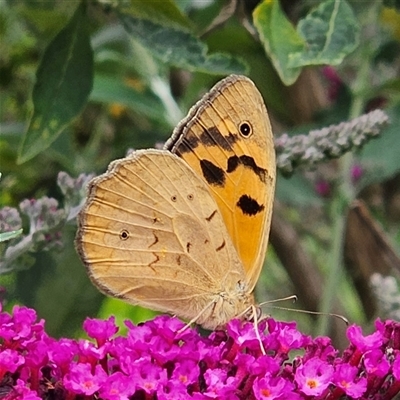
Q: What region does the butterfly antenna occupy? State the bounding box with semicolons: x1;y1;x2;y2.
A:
258;295;298;307
261;304;349;325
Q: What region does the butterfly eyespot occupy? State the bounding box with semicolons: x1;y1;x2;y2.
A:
171;195;177;202
239;121;252;137
187;193;194;201
119;230;129;240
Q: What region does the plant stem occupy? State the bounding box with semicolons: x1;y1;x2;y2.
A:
316;19;373;335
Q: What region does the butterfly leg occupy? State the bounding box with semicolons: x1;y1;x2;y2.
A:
250;304;266;355
177;299;218;334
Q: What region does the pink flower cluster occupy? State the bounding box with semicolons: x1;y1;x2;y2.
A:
0;305;399;399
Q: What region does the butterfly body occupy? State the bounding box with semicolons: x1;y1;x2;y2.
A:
76;75;275;329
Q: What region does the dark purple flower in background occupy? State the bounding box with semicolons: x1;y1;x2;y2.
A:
322;66;344;102
0;304;399;399
350;163;364;184
315;179;332;198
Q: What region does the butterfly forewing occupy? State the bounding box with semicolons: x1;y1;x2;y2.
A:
77;150;250;328
165;75;276;289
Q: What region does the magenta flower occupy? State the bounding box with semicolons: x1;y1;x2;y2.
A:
171;360;200;386
98;371;134;400
347;324;383;351
0;305;43;343
226;318;265;352
12;379;42;400
48;338;78;374
83;316;118;346
0;304;400;399
253;375;296;399
295;357;333;396
393;354;400;380
363;349;390;378
333;364;367;398
63;363;107;395
202;368;231;398
0;349;24;378
249;355;281;377
130;358;168;393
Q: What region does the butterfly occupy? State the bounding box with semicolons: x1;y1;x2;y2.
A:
76;75;276;330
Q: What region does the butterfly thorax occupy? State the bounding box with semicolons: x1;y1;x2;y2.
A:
196;280;255;330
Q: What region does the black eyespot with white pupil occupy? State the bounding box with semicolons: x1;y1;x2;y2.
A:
120;230;129;240
239;121;252;137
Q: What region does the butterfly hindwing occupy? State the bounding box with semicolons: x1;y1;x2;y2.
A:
76;150;250;328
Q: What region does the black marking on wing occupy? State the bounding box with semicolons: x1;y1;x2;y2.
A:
148;232;159;248
186;242;192;252
185;135;200;150
205;210;217;222
174;127;238;155
149;254;160;269
216;240;226;252
236;195;265;216
227;155;267;183
119;229;129;240
200;159;225;187
199;127;238;151
174;136;200;156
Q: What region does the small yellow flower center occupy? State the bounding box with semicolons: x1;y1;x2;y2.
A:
306;379;318;389
261;388;271;397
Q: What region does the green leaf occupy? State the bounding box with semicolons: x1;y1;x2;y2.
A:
18;1;93;164
120;0;192;29
119;13;247;75
289;0;360;68
0;229;23;243
253;0;305;85
90;74;165;122
253;0;359;85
